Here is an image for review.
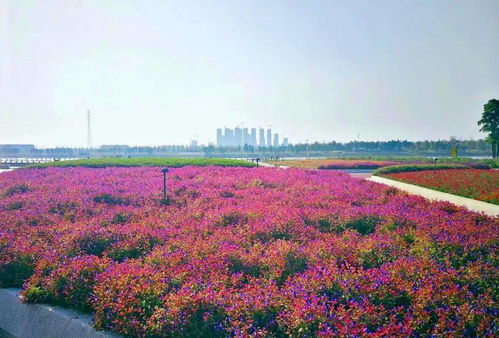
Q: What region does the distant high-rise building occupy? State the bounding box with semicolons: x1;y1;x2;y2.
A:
273;133;279;147
259;128;265;147
225;128;234;147
191;140;198;147
217;126;285;148
243;128;250;146
250;128;257;147
234;127;243;147
216;128;223;147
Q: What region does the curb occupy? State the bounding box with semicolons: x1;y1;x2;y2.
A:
0;288;120;338
368;176;499;217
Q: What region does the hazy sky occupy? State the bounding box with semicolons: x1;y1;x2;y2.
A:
1;0;498;147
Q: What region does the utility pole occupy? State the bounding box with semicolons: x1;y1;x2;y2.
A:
87;110;92;149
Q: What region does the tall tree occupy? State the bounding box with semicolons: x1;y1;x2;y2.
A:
478;99;499;158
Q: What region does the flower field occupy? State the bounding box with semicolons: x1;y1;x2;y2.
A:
269;158;491;171
269;159;419;169
0;167;498;336
382;169;499;205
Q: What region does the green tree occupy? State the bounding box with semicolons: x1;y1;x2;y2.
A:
478;99;499;158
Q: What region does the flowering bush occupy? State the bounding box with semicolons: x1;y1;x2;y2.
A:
382;169;499;204
23;255;113;312
269;159;412;169
0;166;497;336
317;160;417;170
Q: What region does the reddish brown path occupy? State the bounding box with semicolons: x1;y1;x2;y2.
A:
349;173;372;179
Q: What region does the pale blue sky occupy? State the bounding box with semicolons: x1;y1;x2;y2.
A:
1;0;498;147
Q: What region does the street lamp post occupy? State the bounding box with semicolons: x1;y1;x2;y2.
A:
161;168;169;201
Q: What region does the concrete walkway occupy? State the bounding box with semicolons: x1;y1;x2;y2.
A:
258;162;289;168
0;288;120;338
369;176;499;217
257;161;277;167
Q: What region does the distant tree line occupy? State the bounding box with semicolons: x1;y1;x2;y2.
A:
203;139;491;156
0;139;492;158
0;145;202;158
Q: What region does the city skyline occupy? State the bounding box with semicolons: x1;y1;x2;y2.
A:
216;126;288;148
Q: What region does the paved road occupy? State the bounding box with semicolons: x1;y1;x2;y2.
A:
0;288;120;338
369;176;499;217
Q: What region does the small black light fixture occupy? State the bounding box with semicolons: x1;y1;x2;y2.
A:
433;158;438;171
256;158;260;167
161;168;169;200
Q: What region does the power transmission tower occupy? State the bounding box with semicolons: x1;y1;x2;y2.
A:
87;110;92;149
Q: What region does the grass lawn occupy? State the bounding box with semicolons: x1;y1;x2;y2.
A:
373;163;468;175
29;157;256;168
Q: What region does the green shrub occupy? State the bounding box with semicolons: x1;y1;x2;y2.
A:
374;164;468;175
4;183;30;196
219;191;235;198
0;255;35;287
252;229;292;242
361;247;396;269
48;201;78;215
251;308;285;335
23;285;49;303
217;212;248;226
29;157;256;168
106;247;143;262
314;217;345;234
4;201;23;210
464;162;491;169
111;212;129;225
159;196;173;206
481;158;499;168
345;216;382;235
105;237;161;262
318;282;343;299
277;252;308;285
371;290;412;309
77;234;117;256
146;302;227;337
401;233;415;245
23;256;112;312
179;305;227;337
93;193;129;206
227;256;266;278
